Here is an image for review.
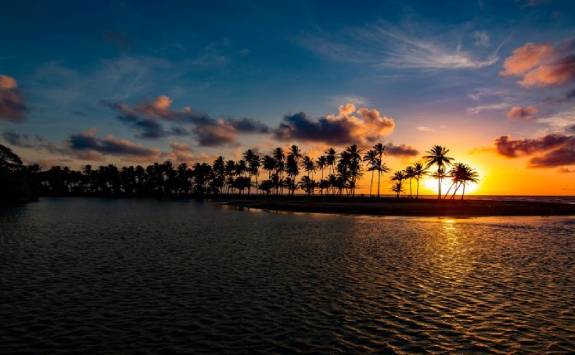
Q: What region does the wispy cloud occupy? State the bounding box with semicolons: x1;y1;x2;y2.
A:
467;102;510;114
537;107;575;132
300;22;501;70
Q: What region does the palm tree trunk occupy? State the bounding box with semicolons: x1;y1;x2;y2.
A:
369;171;373;197
451;183;461;199
416;178;420;199
437;174;442;200
377;171;381;198
444;182;455;199
461;184;466;200
409;178;412;198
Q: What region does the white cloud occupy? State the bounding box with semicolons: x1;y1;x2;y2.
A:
301;22;501;70
467;102;510;114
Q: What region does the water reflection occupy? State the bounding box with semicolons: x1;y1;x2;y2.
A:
1;199;574;353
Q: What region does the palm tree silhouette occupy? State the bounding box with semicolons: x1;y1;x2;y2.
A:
423;145;454;200
262;155;276;180
273;147;285;194
372;143;386;198
391;170;406;198
325;148;336;175
302;155;316;195
404;166;415;198
447;163;479;200
345;144;362;196
412;162;427;199
243;149;261;195
363;149;378;197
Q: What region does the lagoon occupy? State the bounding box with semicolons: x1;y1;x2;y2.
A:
1;198;574;353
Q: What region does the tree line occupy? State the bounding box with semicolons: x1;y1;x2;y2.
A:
0;143;478;202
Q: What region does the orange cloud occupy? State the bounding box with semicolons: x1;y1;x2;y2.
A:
500;43;554;77
276;102;395;145
519;56;575;87
500;41;575;88
0;75;26;122
507;105;538;120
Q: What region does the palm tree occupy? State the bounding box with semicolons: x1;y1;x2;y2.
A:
363;149;378;197
391;171;406;198
262;155;276;180
372;143;386;198
273;147;285;194
459;165;479;200
243;149;260;195
302;156;316;195
316;156;327;180
345;144;362;196
404;166;415;198
298;175;315;195
325;148;336;174
423;145;454;200
412;162;427;199
448;163;479;200
286;145;301;196
391;182;404;198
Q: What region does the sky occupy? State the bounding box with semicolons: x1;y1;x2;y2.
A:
1;0;575;195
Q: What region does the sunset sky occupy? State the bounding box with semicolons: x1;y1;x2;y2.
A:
1;0;574;195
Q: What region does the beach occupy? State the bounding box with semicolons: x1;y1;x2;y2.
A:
222;196;575;216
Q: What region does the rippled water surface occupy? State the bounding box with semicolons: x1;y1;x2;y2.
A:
1;198;574;353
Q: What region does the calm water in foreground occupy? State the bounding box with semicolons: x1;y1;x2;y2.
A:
1;198;574;353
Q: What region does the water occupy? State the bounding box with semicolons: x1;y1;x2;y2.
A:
1;198;574;353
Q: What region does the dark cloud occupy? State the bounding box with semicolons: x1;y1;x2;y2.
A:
0;75;26;122
384;143;419;157
275;103;395;145
2;130;66;155
495;134;570;157
2;131;42;148
567;124;575;133
529;139;575;167
494;134;575;168
69;130;159;159
104;96;269;146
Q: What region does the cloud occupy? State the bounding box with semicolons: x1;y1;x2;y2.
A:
494;134;570;157
500;41;575;87
68;130;160;161
161;142;195;163
2;131;43;148
473;31;490;48
507;105;538;120
300;23;500;70
494;134;575;168
384;143;419;157
536;108;575;132
0;75;26;122
275;103;395;145
500;43;554;77
467;102;509;114
105;96;269;146
467;88;508;101
559;167;575;173
416;126;435;132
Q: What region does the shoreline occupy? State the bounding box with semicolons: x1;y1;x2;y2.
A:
221;197;575;217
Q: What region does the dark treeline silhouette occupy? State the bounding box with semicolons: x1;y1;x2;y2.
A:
0;143;479;202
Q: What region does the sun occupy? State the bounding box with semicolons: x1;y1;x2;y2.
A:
422;175;480;196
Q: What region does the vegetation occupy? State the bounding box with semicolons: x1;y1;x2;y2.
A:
0;143;479;201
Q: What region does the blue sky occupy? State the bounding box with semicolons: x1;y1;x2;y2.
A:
1;0;575;183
